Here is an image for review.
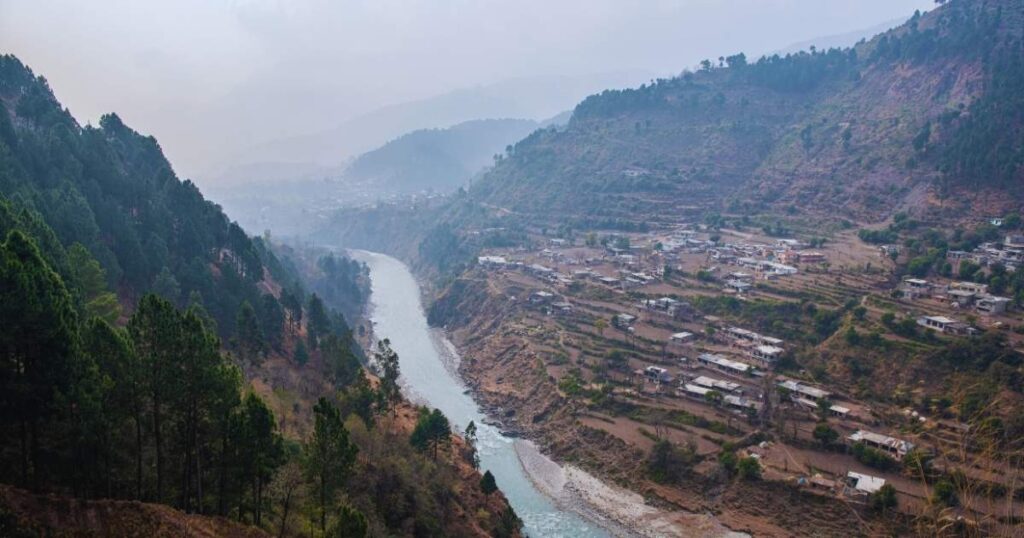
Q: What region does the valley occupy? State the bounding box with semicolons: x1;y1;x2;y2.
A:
2;0;1023;536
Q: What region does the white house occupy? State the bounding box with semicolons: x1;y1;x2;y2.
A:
917;315;975;336
698;353;753;375
847;472;886;495
777;380;830;400
691;375;741;393
669;332;695;344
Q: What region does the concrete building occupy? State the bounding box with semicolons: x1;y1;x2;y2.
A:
976;295;1011;315
848;430;915;458
917;315;975;336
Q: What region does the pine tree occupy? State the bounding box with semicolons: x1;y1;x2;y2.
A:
410;408;451;460
81;318;138;498
239;393;284;525
0;231;79;488
152;266;181;305
235;300;265;362
127;294;182;502
303;398;358;534
67;243;121;324
306;294;330;350
480;470;498;495
330;504;368;538
259;294;285;351
293;340;310;366
374;339;401;418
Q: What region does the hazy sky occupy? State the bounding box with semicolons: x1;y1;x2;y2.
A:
1;0;934;182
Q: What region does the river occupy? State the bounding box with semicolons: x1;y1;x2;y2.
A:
353;251;611;537
353;251;746;538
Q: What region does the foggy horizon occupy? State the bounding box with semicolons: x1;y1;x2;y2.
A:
1;0;935;185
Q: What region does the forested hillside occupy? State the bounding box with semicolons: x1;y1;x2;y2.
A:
0;54;294;339
0;55;519;537
466;0;1023;224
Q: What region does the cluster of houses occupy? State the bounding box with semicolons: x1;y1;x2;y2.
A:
723;326;786;367
527;290;574;315
648;228;822;278
667;369;762;412
947;234;1024;273
898;277;1012;320
639;296;697;322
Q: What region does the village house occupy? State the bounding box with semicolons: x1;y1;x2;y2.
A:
698;353;753;375
779;251;825;265
643;366;673;384
917;315;976;336
879;244;900;257
691;375;741;393
946;288;977;307
976;295;1011;315
669;331;695;345
613;313;637;330
846;472;886;496
725;279;753;294
621;276;643;290
526;263;555;280
777;380;830;400
776;238;808;250
572;269;597;280
1005;234;1024;249
529;291;555;304
724;394;761;411
794;397;850;418
550;301;573;315
712;249;738;262
750;344;784;365
949;281;988;295
898;277;931;300
725;326;784;348
478;255;508;268
848;430;915;459
680;383;713;399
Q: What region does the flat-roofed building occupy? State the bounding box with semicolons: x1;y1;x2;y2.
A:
691;375;741;393
777;380;830;400
698;353;753;375
848;430;915;458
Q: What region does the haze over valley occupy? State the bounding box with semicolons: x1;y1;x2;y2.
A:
2;1;1023;537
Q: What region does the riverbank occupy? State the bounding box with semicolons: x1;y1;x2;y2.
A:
427;324;741;538
353;251;615;537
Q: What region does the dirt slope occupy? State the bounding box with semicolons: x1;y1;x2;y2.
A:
0;485;269;538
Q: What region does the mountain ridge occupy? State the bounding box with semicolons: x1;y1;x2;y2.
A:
458;0;1022;226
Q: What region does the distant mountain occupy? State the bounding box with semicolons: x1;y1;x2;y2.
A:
210;70;653;186
209;113;572;237
342;118;541;194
